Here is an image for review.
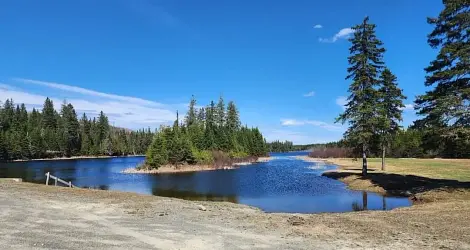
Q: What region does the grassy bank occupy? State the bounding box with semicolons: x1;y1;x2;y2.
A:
312;157;470;201
322;158;470;181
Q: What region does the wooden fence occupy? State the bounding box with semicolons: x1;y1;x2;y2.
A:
45;172;76;188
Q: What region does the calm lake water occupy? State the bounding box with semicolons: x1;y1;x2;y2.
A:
0;152;411;213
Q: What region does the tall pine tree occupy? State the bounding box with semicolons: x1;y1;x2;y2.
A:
336;17;385;176
377;68;406;170
415;1;470;158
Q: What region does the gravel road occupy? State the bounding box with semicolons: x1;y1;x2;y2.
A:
1;181;469;249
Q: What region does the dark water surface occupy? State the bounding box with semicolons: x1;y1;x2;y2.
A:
0;152;411;213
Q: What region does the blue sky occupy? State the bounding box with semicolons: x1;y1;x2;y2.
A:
0;0;443;144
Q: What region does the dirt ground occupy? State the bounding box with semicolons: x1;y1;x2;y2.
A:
1;180;470;249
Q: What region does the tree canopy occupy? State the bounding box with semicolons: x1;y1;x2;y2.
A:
0;98;153;161
145;96;268;169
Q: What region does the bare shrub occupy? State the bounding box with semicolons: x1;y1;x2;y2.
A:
308;147;352;158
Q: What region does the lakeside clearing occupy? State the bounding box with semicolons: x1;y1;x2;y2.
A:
297;156;470;201
122;157;273;174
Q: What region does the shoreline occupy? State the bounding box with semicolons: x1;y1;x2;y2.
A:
297;155;408;197
294;155;390;195
122;156;273;174
11;154;145;162
295;155;470;203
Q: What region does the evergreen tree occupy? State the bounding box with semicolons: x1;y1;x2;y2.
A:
80;113;92;155
415;1;470;158
60;103;81;157
377;68;406;170
226;101;240;132
42;98;58;152
216;96;225;128
336;16;385;176
146;132;168;168
185;95;197;126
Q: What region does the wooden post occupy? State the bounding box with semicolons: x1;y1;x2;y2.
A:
45;172;50;186
69;181;72;188
55;178;57;186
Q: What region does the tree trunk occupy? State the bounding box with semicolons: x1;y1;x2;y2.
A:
381;145;386;171
362;145;368;176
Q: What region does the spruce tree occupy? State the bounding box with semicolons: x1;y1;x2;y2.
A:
146;132;168;168
226;101;240;132
42;98;58;152
60;103;81;157
377;68;406;170
415;1;470;158
336;16;385;176
216;96;225;128
185;95;197;126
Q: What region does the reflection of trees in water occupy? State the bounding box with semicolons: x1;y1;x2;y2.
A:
352;192;389;211
352;192;369;211
152;188;238;203
81;185;109;190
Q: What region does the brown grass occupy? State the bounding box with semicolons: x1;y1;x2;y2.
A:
325;158;470;181
318;158;470;202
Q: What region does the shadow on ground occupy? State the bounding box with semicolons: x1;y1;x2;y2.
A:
323;171;470;197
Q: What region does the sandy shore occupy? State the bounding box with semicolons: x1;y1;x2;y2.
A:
122;157;273;174
12;155;145;162
1;180;470;249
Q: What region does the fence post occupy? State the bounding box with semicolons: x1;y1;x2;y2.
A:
45;172;50;186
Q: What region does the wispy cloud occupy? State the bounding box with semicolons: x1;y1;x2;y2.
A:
313;24;323;29
401;104;414;111
2;79;178;129
303;91;315;97
336;96;348;110
280;119;343;131
319;27;355;43
14;78;164;107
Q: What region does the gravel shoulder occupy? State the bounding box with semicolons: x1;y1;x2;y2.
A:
1;181;470;249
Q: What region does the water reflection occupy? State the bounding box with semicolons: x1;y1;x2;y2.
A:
0;153;412;213
152;188;238;203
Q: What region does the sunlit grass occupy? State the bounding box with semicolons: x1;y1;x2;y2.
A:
326;158;470;182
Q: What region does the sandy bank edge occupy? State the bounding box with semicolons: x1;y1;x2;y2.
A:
293;155;388;194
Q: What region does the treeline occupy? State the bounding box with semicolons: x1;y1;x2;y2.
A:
145;96;268;169
267;141;342;152
310;126;470;159
0;98;153;161
267;140;294;152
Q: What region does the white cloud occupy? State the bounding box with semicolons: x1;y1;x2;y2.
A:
319;27;355;43
303;91;315;97
401;104;414;111
1;80;177;129
313;24;323;29
336;96;348;110
280;119;343;132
